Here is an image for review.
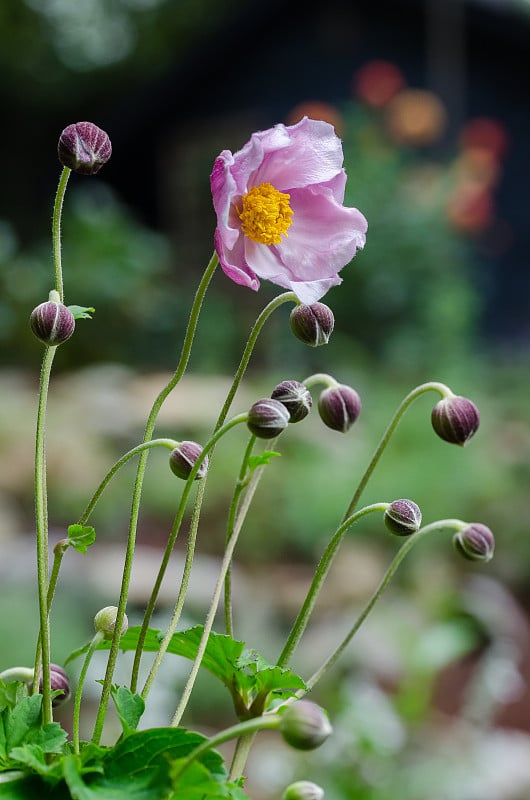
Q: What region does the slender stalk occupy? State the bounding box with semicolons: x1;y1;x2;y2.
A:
138;414;249;700
52;167;71;302
172;715;280;784
91;251;218;745
304;519;466;692
171;444;276;727
229;731;257;782
277;503;389;668
73;633;104;754
33;345;57;724
224;435;256;637
342;382;452;521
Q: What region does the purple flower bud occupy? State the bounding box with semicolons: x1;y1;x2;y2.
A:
38;664;71;708
169;441;208;481
247;398;290;439
283;781;325;800
431;395;480;446
384;499;422;536
30;300;75;346
94;606;128;640
453;523;495;563
58;122;112;175
290;303;334;347
271;380;313;423
279;700;332;751
318;384;361;433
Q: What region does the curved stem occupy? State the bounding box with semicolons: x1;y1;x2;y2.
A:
342;382;452;522
171;440;277;727
137;414;249;700
73;633;104;754
172;714;280;784
304;519;466;692
224;435;256;638
0;667;34;684
78;439;178;525
33;345;57;724
90;251;218;746
302;373;339;390
277;503;389;669
52;167;71;302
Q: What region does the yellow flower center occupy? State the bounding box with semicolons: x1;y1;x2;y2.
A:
238;182;293;245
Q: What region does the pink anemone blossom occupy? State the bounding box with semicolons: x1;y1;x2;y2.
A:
210;117;368;304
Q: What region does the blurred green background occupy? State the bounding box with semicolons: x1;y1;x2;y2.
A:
1;1;530;798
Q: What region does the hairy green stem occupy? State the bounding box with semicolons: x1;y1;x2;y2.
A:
277;503;390;668
171;442;277;727
91;251;218;746
342;382;452;522
52;167;71;302
73;633;104;754
304;519;466;692
138;414;249;700
33;345;57;724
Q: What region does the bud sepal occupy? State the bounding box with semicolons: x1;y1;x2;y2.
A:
271;380;313;423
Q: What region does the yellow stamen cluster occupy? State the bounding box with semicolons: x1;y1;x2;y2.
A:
238;182;293;245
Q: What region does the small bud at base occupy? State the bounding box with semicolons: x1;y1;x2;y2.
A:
58;122;112;175
169;441;208;481
453;523;495;563
94;606;128;640
38;663;71;708
318;384;361;433
290;303;334;347
283;781;325;800
247;398;290;439
279;700;332;751
271;380;313;423
384;499;422;536
431;395;480;446
30;301;75;346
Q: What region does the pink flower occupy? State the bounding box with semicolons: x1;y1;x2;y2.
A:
210;117;367;304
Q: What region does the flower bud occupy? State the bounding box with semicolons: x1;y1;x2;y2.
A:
283;781;325;800
169;441;208;481
384;499;422;536
58;121;112;175
247;398;290;439
453;523;495;563
271;380;313;423
94;606;128;640
279;700;332;751
318;384;361;433
431;395;480;446
38;664;71;708
290;303;334;347
30;300;75;346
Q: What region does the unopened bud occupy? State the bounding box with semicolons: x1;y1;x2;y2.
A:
280;700;332;751
39;664;71;708
94;606;128;640
290;303;334;347
30;299;75;346
271;380;313;423
58;121;112;175
283;781;325;800
454;523;495;563
384;499;422;536
318;384;361;433
247;398;290;439
431;395;480;446
169;441;208;481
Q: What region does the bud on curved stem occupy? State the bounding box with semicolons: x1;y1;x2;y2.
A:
290;302;334;346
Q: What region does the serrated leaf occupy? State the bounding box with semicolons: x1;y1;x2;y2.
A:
110;687;144;736
8;744;61;777
67;525;96;554
5;696;42;752
67;306;95;321
247;451;280;470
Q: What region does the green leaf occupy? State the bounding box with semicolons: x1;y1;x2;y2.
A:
67;306;95;320
5;696;42;751
247;451;280;470
110;687;144;736
26;722;67;754
67;525;96;554
8;744;61;777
